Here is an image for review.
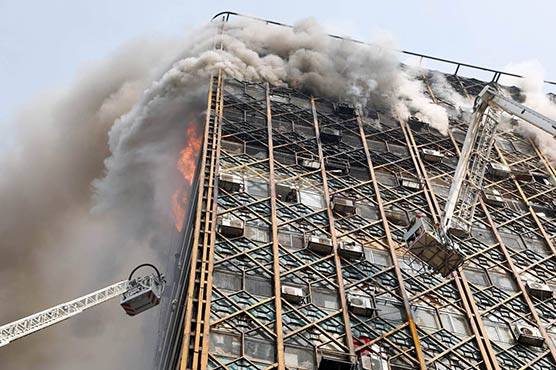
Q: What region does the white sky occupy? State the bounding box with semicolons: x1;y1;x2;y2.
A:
1;0;554;142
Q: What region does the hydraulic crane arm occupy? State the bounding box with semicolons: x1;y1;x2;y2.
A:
0;280;129;347
442;85;556;235
0;264;165;348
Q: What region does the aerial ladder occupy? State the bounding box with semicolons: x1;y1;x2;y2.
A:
0;263;165;348
404;85;556;276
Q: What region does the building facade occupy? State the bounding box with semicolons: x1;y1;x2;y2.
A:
174;70;556;370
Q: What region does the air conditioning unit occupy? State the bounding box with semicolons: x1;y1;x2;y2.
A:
488;162;511;178
525;281;554;300
325;159;350;175
218;173;243;193
276;184;298;203
218;216;244;237
512;323;544;347
399;177;422;190
299;158;320;170
384;208;409;227
333;196;356;215
483;189;505;207
339;242;364;260
360;354;387;370
347;295;376;317
307;235;334;255
421;148;444;163
320;127;342;144
281;284;304;304
334;102;356;116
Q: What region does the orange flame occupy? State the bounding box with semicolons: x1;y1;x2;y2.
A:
172;122;202;231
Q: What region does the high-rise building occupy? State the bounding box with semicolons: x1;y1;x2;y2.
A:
160;17;556;370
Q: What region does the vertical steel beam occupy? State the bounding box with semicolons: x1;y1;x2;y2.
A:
179;72;223;370
179;75;215;370
356;115;427;370
199;73;226;368
310;97;355;360
265;82;286;370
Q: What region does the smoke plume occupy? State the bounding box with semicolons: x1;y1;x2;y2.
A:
0;16;497;369
501;60;556;163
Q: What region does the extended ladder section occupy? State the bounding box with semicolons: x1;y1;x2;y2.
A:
443;86;556;236
0;270;164;348
405;85;556;276
0;280;129;347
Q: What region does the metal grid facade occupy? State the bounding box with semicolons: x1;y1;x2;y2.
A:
177;71;556;370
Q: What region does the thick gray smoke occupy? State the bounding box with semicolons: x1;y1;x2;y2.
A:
0;17;470;369
500;60;556;163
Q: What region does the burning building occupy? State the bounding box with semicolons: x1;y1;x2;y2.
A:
152;12;556;370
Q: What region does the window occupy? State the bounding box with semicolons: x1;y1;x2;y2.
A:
483;320;513;347
210;331;241;356
523;237;550;256
464;269;489;287
299;190;324;209
376;299;404;322
388;143;409;157
213;270;242;292
278;231;304;250
245;276;273;297
357;204;379;220
245;338;275;362
311;288;339;310
414;307;440;332
276;184;298;203
500;233;525;251
364;249;391;266
245;225;269;242
375;172;398;186
285;346;314;369
490;272;516;292
246;145;268;159
222;140;243;155
245;180;269;198
440;312;470;336
367;140;387;153
471;228;496;245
